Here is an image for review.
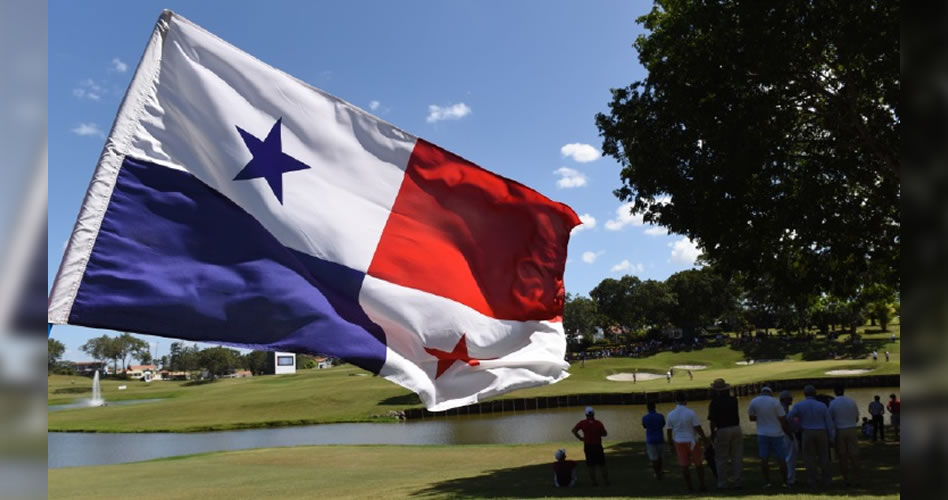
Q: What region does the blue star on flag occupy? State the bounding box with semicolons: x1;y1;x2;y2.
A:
234;118;310;204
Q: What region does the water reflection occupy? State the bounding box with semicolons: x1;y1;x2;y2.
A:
49;386;895;469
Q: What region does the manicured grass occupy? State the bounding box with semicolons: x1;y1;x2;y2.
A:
48;438;900;499
48;324;899;432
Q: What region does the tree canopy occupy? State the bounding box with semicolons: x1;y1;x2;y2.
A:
596;0;899;300
48;338;66;371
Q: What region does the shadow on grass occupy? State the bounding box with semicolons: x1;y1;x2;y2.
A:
739;336;893;362
379;392;422;406
182;380;216;387
412;438;900;498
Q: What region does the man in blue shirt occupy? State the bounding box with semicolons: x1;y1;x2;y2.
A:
642;400;666;479
787;385;835;487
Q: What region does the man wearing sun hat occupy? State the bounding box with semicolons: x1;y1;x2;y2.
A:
708;378;743;489
572;406;610;486
748;386;791;488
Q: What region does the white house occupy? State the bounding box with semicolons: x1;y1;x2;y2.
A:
266;352;296;375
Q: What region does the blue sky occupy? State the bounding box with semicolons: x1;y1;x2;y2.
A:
49;1;701;361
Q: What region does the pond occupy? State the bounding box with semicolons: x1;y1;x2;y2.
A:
48;386;896;469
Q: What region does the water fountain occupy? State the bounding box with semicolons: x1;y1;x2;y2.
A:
88;370;105;407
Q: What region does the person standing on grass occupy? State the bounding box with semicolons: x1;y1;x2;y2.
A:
787;385;835;488
666;391;710;492
552;449;577;487
868;395;886;441
708;378;743;489
748;386;790;488
666;370;672;383
642;401;666;479
887;394;900;440
828;386;861;486
572;407;610;486
779;391;800;486
884;351;890;362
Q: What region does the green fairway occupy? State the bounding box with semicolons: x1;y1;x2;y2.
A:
49;438;900;499
48;325;899;432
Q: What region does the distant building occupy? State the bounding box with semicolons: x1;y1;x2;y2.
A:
125;364;158;381
314;357;332;369
265;352;296;375
159;370;190;381
71;361;109;376
222;369;253;378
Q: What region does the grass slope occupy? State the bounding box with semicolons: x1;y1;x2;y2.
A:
48;326;899;432
49;438;900;499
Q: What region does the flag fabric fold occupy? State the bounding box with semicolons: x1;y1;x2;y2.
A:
48;10;580;411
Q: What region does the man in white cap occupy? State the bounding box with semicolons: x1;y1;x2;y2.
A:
666;391;710;492
552;448;577;487
572;406;610;486
748;386;791;488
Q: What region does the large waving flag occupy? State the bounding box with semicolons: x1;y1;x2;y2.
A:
48;11;579;411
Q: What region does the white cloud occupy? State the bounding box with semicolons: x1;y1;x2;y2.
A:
644;225;668;237
610;259;644;274
669;237;702;266
111;57;128;73
368;100;381;111
71;122;104;138
605;202;644;231
560;143;600;163
554;167;587;189
581;250;604;264
572;213;597;233
426;102;471;123
72;78;102;101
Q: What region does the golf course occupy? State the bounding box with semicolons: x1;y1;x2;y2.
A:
49;438;900;499
48;327;901;500
48;325;899;433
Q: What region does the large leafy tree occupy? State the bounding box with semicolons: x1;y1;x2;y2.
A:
198;347;241;379
596;0;899;299
563;293;601;340
666;268;733;337
589;276;641;330
48;338;66;371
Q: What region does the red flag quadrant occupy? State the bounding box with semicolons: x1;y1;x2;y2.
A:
368;139;580;322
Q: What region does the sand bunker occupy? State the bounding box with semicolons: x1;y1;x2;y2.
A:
607;372;666;382
672;364;707;370
736;359;788;365
825;369;873;375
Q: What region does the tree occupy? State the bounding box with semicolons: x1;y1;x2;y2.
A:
242;350;269;375
48;338;66;372
629;279;676;330
169;342;200;373
596;0;899;301
563;294;600;340
666;268;732;338
197;347;241;378
116;333;149;371
589;276;641;331
80;335;122;373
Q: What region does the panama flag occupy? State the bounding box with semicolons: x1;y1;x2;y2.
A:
48;11;580;411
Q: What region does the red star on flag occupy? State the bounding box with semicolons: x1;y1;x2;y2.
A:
424;334;488;379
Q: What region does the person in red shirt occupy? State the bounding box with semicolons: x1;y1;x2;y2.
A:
572;406;610;486
552;449;577;487
887;394;900;440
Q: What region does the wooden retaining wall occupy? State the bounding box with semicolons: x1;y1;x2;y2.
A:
401;374;899;420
